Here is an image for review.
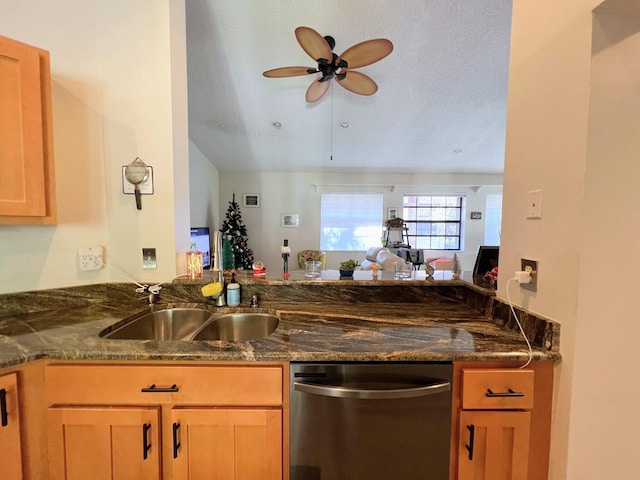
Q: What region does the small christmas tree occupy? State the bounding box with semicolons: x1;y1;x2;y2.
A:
222;235;235;271
220;194;255;270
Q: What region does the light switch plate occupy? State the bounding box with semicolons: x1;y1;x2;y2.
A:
122;166;154;194
142;248;157;269
527;189;542;219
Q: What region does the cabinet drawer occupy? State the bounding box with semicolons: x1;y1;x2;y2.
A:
46;364;283;406
461;369;534;409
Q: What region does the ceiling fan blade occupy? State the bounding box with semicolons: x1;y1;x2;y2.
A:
295;26;333;61
263;66;315;78
306;79;330;103
338;38;393;69
336;70;378;96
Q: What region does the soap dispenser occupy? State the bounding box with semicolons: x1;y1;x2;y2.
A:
226;272;240;307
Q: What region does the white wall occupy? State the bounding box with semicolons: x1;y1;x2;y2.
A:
189;140;220;229
4;2;639;477
217;171;502;272
0;1;189;293
501;0;640;478
568;6;640;478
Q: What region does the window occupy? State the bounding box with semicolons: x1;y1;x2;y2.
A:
484;194;502;245
320;193;383;251
402;195;464;250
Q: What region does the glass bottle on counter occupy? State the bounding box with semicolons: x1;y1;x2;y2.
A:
226;272;240;307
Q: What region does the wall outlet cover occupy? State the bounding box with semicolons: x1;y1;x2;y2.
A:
520;258;538;290
78;246;103;271
527;189;542;219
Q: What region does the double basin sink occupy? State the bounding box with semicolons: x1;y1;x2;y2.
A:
99;307;279;342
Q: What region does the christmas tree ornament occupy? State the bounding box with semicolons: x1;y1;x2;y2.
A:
252;261;266;277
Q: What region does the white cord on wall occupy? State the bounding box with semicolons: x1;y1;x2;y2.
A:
100;259;148;290
100;258;188;296
506;277;534;368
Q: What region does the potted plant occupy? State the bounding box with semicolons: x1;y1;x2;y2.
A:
339;259;360;277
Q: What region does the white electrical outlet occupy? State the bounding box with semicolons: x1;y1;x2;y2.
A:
78;246;103;271
520;258;538;291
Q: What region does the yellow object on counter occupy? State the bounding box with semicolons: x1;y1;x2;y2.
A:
201;282;223;297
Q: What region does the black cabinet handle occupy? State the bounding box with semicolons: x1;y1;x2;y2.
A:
486;388;524;398
465;424;475;460
0;388;7;427
141;384;179;393
142;423;152;460
173;422;181;459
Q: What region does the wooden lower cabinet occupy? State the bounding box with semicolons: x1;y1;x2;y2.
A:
45;362;287;480
451;361;554;480
457;410;531;480
48;407;162;480
0;372;23;480
171;407;282;479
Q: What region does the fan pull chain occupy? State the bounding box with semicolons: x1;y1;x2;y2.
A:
330;86;334;161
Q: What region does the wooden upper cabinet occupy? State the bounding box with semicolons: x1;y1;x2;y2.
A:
0;35;56;224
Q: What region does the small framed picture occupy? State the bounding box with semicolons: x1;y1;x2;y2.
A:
470;211;482;220
281;213;299;228
388;207;398;219
243;193;260;208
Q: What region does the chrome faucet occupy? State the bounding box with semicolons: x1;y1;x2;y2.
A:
211;230;226;307
148;291;160;305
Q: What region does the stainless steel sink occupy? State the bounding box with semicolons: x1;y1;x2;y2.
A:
100;308;279;342
100;308;214;340
190;313;279;342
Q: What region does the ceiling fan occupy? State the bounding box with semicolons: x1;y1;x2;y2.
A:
263;26;393;103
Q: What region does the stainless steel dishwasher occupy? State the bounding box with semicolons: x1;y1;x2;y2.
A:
290;362;453;480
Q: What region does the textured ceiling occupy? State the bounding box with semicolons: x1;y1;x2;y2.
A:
186;1;513;174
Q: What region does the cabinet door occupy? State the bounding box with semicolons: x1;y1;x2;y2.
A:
457;410;531;480
0;373;23;480
48;406;161;480
171;407;282;480
0;35;56;224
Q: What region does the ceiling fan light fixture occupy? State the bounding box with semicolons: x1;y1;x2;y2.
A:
263;26;393;103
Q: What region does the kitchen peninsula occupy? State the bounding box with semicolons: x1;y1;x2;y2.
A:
0;274;559;479
0;271;559;367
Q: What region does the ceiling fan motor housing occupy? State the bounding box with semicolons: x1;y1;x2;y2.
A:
317;53;348;82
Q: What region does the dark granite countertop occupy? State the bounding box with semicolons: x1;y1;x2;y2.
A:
0;278;560;369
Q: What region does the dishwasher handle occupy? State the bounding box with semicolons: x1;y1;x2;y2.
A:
294;379;450;399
